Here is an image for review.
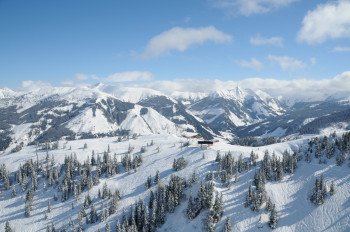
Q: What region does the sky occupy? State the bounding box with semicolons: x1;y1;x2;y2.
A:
0;0;350;89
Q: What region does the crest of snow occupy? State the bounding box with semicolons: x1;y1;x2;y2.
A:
302;117;316;126
66;107;118;134
0;87;18;98
228;111;246;126
119;105;179;135
8;86;116;112
320;122;350;136
262;127;287;137
195;108;225;124
10;123;33;145
251;102;269;117
210;86;247;101
247;88;284;113
95;85;166;103
171;91;207;101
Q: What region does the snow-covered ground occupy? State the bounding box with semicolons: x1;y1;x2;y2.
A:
0;134;349;231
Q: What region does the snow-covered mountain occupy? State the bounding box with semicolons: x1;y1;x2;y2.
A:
190;87;284;134
1;84;350;152
1;84;350;232
0;86;181;152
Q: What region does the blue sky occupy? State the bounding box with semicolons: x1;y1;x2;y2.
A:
0;0;349;88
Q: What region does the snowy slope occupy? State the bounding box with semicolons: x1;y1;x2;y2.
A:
119;105;179;135
66;107;119;134
94;84;166;103
0;133;349;231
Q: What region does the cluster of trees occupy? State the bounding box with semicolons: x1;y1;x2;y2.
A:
0;142;147;231
231;136;281;147
172;157;188;171
243;150;299;229
186;181;224;232
310;175;335;205
116;174;186;232
305;131;350;166
215;151;251;185
260;150;298;182
145;170;160;189
121;153;143;172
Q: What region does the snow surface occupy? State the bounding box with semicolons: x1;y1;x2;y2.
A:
67;108;119;134
0;133;349;231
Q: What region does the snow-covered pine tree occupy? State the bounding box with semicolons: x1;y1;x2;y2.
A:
105;222;110;232
212;192;224;223
223;217;232;232
154;170;160;185
268;204;278;229
89;204;98;223
47;200;51;213
11;186;16;197
330;181;335;195
145;175;152;189
206;211;216;232
5;221;13;232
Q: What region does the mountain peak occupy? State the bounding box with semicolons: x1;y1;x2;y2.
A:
210;86;248;101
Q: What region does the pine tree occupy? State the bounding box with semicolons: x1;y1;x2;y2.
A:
187;195;195;219
223;218;232;232
25;203;31;217
11;186;16;197
78;206;86;230
142;204;149;232
212;193;224;223
266;197;273;212
109;193;119;215
102;182;109;199
154;170;160;185
90;204;98;223
145;175;152;189
5;221;13;232
115;220;121;232
330;181;335;196
206;211;215;232
268;204;278;229
105;223;110;232
4;172;10;190
47;200;51;213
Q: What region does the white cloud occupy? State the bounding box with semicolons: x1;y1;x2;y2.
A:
75;73;89;81
267;55;306;70
237;71;350;102
128;71;350;103
211;0;297;16
237;58;263;70
21;80;52;91
140;26;232;58
105;71;154;82
70;71;153;84
298;0;350;44
310;57;317;65
250;34;283;46
19;71;350;104
333;46;350;52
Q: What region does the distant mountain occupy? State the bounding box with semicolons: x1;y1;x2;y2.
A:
189;87;284;134
0;84;349;152
235;100;350;138
139;95;214;139
0;86;180;151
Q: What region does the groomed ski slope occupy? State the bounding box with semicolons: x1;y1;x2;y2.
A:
0;134;349;231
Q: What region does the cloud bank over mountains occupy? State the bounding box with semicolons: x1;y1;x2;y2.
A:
16;71;350;104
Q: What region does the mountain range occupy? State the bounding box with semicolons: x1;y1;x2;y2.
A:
0;84;349;152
